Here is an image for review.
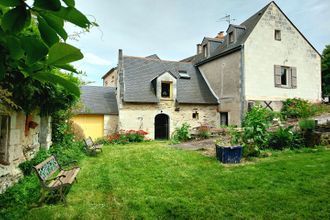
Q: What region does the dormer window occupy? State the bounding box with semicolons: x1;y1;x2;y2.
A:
229;32;234;43
275;30;281;41
203;44;208;57
161;82;171;98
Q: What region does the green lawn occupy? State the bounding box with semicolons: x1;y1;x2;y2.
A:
26;142;330;219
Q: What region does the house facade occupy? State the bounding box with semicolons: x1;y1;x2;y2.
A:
78;1;321;140
186;1;321;125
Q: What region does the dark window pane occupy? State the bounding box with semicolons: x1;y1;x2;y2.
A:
281;67;287;85
161;83;170;98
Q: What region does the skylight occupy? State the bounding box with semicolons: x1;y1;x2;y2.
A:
179;71;190;79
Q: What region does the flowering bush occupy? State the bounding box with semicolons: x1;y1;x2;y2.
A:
281;98;316;119
95;130;148;145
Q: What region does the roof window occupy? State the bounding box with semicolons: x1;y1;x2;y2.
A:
179;70;191;79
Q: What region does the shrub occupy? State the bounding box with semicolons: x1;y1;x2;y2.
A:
125;130;148;142
268;126;304;150
70;121;86;141
281;98;316;119
18;149;50;176
243;145;261;157
299;119;316;131
171;123;191;144
242;105;275;147
198;125;211;139
95;130;148;145
49;141;85;165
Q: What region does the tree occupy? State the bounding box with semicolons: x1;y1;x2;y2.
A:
0;0;94;98
321;45;330;97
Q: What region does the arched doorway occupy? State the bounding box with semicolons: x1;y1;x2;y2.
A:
154;114;169;139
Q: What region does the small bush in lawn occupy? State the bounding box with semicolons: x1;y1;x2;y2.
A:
171;123;191;144
268;126;304;150
281;98;316;119
198;125;211;139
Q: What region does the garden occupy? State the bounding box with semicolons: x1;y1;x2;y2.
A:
0;98;329;219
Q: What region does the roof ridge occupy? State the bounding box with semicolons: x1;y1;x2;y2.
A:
123;55;192;64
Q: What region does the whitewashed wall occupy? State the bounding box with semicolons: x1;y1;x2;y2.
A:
244;2;321;102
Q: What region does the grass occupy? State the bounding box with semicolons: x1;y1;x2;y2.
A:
7;142;330;219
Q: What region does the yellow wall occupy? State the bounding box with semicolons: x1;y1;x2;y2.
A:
71;114;104;140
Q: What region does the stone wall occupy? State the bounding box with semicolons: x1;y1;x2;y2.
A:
119;101;219;139
0;112;50;193
104;115;118;135
103;69;118;87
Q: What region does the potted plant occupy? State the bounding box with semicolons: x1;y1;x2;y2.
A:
215;127;243;164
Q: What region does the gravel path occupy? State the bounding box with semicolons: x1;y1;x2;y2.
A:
173;137;218;150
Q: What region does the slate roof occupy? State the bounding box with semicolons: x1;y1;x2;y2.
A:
195;3;269;65
78;86;118;115
122;56;218;104
210;4;269;57
145;54;160;60
181;3;270;65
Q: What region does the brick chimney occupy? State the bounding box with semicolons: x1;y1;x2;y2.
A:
215;31;225;40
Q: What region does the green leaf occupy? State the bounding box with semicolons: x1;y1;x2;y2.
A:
34;0;61;11
39;12;67;40
33;72;80;97
38;16;59;47
52;6;90;28
21;36;48;65
47;42;83;65
1;6;31;33
0;55;5;80
54;64;78;73
5;36;24;59
0;0;21;7
63;0;75;7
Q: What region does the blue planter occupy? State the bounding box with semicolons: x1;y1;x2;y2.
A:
215;145;243;164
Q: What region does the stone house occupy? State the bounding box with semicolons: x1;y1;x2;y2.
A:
71;86;118;140
183;1;321;125
0;112;52;193
80;1;321;139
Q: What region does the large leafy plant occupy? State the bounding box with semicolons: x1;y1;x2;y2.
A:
242;105;275;147
0;0;93;98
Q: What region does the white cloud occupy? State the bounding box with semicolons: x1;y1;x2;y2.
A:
83;52;111;66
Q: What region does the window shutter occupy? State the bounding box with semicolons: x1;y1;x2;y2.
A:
274;65;281;87
291;67;297;88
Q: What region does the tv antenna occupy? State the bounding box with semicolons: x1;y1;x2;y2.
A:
217;14;236;24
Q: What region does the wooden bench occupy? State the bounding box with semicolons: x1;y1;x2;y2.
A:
33;155;80;205
84;137;103;155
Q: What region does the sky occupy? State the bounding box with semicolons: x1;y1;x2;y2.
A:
66;0;330;85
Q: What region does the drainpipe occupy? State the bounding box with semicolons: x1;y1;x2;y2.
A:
239;44;246;126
